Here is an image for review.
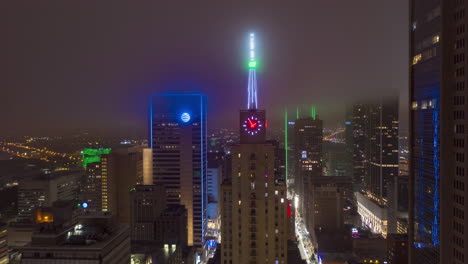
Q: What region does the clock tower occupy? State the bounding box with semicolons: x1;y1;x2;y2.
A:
239;33;266;144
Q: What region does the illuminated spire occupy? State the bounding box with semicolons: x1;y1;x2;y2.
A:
247;33;258;109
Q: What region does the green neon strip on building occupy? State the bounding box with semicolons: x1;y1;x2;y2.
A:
311;105;316;120
296;107;299;119
248;61;257;69
285;109;288;181
82;148;112;168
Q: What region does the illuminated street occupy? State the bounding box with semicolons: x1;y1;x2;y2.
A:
295;204;317;264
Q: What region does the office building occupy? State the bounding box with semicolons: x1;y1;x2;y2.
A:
387;233;408;264
440;0;468;264
356;192;388;237
130;185;166;242
311;179;344;231
18;170;81;221
81;146;143;224
155;205;188;248
20;213;130;264
409;1;441;263
365;101;399;199
294;116;323;231
220;33;288;264
149;93;207;247
352;103;369;188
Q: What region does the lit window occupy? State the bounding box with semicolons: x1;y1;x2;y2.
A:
413;54;422;65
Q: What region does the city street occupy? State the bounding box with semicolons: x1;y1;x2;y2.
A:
295;212;317;264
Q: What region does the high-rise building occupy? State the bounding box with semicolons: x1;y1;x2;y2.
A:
81;146;143;224
294;116;323;231
130;185;166;242
18;170;81;221
410;0;468;263
149;93;207;247
351;101;398;237
365;101;399;199
440;0;468;263
352;104;369;188
221;33;288;264
409;1;442;263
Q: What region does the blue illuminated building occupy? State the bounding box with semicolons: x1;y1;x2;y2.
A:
149;93;207;248
410;0;441;263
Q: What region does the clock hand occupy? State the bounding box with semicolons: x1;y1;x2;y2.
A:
248;119;254;127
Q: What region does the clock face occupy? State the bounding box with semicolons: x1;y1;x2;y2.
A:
243;116;263;135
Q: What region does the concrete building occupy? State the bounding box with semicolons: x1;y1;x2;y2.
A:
149;93;207;248
81;146;143;225
220;33;288;264
439;0;468;263
356;192;388;237
18;170;81;221
130;185;166;242
311;182;344;231
20;213;130;264
155;205;188;247
387;233;408;264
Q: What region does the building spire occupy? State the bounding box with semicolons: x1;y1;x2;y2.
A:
247;33;258;110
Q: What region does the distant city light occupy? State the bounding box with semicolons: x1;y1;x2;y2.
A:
82;202;88;208
181;112;191;122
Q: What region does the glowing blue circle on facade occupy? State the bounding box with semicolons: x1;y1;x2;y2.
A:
82;202;88;208
181;113;191;123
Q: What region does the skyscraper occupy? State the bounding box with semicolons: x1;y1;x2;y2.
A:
409;1;441;263
352;104;369;188
440;0;467;263
221;33;288;264
81;146;143;224
293;115;323;232
365;101;399;199
149;93;207;247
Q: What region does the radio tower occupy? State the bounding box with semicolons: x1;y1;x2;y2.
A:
247;33;258;110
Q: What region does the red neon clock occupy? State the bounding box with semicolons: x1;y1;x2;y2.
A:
243;116;263;135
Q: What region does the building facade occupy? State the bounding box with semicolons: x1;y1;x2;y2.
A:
440;0;468;263
81;146;143;224
130;185;166;242
409;0;442;263
293;116;323;232
220;33;288;264
20;214;130;264
149;93;207;247
18;171;81;221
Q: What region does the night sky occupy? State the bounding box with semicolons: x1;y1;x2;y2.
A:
2;1;408;137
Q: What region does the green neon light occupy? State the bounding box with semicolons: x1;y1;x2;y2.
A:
210;140;216;147
82;148;111;156
248;61;257;69
296;107;299;119
311;105;316;120
82;148;112;168
285;109;288;181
